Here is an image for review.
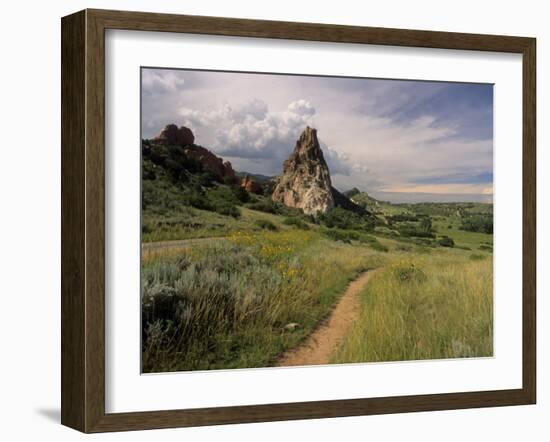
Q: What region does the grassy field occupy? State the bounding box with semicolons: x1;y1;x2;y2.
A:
141;155;493;372
142;229;387;372
332;252;493;363
432;217;493;250
142;215;493;372
142;206;305;242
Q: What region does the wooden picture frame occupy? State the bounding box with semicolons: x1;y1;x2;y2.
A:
61;8;536;433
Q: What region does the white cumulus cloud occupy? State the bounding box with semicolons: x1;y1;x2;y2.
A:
141;70;186;94
177;99;351;176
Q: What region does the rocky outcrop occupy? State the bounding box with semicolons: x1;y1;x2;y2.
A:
152;124;195;146
241;175;263;194
182;145;236;181
272;127;334;215
148;124;235;181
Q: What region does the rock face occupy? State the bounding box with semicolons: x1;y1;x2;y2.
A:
148;124;235;181
241;175;263;194
272;127;334;215
152;124;195;146
182;145;236;181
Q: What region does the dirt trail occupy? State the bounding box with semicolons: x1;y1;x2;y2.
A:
277;269;379;367
142;236;227;251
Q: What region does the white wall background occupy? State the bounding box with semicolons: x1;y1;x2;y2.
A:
0;0;547;440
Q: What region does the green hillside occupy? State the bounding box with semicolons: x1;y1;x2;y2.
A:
140;139;493;373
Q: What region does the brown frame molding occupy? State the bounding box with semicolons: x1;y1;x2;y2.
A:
61;9;536;433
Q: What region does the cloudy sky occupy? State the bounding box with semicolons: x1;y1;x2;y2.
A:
141;68;493;203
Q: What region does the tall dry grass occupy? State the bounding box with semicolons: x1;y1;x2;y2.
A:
331;254;493;363
142;230;386;372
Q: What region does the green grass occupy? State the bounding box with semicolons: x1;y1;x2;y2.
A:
141;159;494;371
331;254;493;363
141;156;304;241
142;206;313;242
282;216;311;230
432;216;493;250
142;230;387;372
142;225;494;371
254;218;279;231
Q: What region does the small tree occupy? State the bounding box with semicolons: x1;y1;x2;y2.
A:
420;217;433;234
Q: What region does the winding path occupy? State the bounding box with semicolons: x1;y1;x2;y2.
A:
277;269;380;367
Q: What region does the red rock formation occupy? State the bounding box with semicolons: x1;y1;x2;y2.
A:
223;161;236;181
182;145;236;181
241;175;263;194
152;124;195;146
149;124;235;181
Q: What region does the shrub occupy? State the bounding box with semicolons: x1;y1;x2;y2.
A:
469;253;486;261
142;233;380;372
460;215;493;234
254;219;278;231
398;223;435;238
479;244;493;252
246;199;281;214
187;192;214;211
207;186;240;206
141;246;272;371
282;217;310;230
143;142;210;182
393;215;436;239
223;175;240;186
186;185;242;218
232;185;251;203
197;170;220;187
214;204;241;218
387;214;418;223
142;161;157;181
323;228;359;243
392;264;427;283
246;198;305;217
420;217;433;234
320;207;372;230
323;228;387;251
438;236;455;248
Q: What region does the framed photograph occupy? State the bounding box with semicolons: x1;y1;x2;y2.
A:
61;9;536;433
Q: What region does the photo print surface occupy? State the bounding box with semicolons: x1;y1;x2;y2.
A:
140;68;494;373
